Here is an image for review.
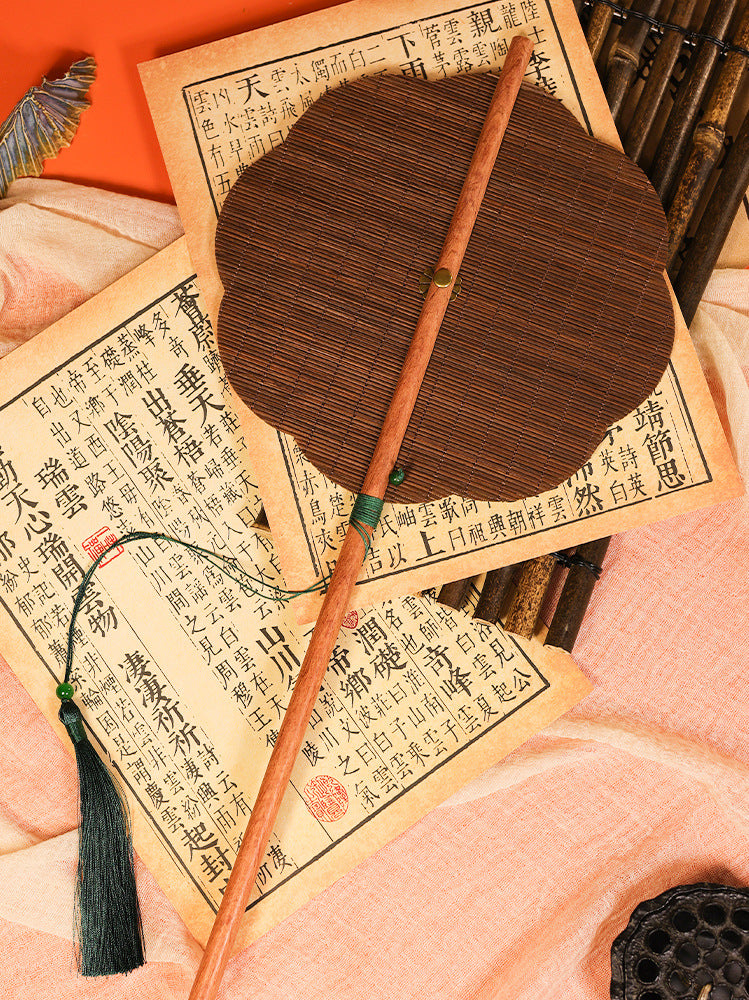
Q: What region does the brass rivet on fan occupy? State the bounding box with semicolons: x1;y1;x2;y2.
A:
418;268;461;301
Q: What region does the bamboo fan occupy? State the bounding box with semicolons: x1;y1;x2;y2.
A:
186;37;675;1000
215;65;674;505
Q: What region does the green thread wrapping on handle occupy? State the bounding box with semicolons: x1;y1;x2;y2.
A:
349;493;384;556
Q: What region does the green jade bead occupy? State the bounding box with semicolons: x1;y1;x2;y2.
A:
389;467;406;486
56;682;74;700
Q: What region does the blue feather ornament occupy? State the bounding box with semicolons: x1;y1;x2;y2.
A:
0;56;96;197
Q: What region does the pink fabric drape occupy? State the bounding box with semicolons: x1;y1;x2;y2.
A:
0;179;746;999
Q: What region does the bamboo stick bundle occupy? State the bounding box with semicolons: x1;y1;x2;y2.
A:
511;1;749;647
665;2;749;270
649;0;740;203
623;0;699;163
438;0;749;649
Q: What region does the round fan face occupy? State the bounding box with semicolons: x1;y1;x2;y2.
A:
215;73;674;504
611;884;749;1000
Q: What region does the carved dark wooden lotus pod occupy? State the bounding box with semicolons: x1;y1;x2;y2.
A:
610;883;749;1000
215;73;674;503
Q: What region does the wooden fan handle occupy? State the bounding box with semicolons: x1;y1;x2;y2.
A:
188;34;532;1000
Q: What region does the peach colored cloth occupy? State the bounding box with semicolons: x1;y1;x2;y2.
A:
0;179;183;355
0;179;747;999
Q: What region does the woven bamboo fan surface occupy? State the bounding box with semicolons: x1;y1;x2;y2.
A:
215;73;674;504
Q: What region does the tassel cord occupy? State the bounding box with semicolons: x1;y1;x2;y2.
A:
57;528;331;976
64;529;331;686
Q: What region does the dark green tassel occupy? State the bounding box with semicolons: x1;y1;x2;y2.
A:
55;528;322;978
58;697;145;976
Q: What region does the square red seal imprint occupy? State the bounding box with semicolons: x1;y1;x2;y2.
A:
82;527;123;566
341;610;359;629
303;775;348;822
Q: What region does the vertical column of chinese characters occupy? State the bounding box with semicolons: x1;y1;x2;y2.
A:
0;442;83;665
634;390;690;494
595;424;633;509
303;616;413;818
189;71;292;210
13;350;135;664
97;643;246;908
427;598;547;721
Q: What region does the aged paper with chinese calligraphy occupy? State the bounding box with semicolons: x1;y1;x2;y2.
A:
139;0;743;622
0;238;590;950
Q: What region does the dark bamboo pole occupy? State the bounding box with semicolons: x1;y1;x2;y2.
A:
605;0;671;121
650;0;739;203
437;576;474;610
187;36;534;1000
665;2;749;270
674;105;749;325
587;0;630;62
623;0;699;163
545;538;611;651
473;564;517;623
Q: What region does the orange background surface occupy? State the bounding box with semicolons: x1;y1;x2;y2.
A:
0;0;344;202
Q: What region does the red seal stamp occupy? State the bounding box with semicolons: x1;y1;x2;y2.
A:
303;775;348;822
341;610;359;629
82;527;122;566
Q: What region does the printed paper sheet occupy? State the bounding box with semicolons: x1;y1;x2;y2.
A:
0;238;589;950
139;0;743;622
